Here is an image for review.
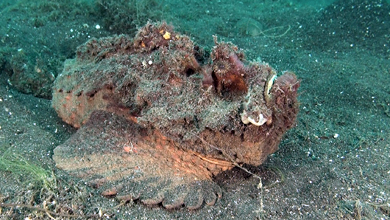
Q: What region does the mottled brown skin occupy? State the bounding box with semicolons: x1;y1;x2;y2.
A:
209;39;248;96
52;21;300;209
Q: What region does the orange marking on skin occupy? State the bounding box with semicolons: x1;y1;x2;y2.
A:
123;142;137;153
123;146;131;153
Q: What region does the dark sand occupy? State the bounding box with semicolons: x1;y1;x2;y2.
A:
1;0;390;219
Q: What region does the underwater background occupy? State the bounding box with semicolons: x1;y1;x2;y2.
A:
1;0;390;219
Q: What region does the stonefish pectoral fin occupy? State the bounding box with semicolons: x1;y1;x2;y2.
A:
53;110;229;209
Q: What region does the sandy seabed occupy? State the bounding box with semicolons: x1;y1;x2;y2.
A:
1;0;390;219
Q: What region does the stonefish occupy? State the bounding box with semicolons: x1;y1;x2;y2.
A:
52;22;300;209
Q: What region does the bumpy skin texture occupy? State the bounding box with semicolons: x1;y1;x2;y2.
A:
52;22;300;209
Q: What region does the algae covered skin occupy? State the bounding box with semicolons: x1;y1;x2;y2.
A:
52;21;300;209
